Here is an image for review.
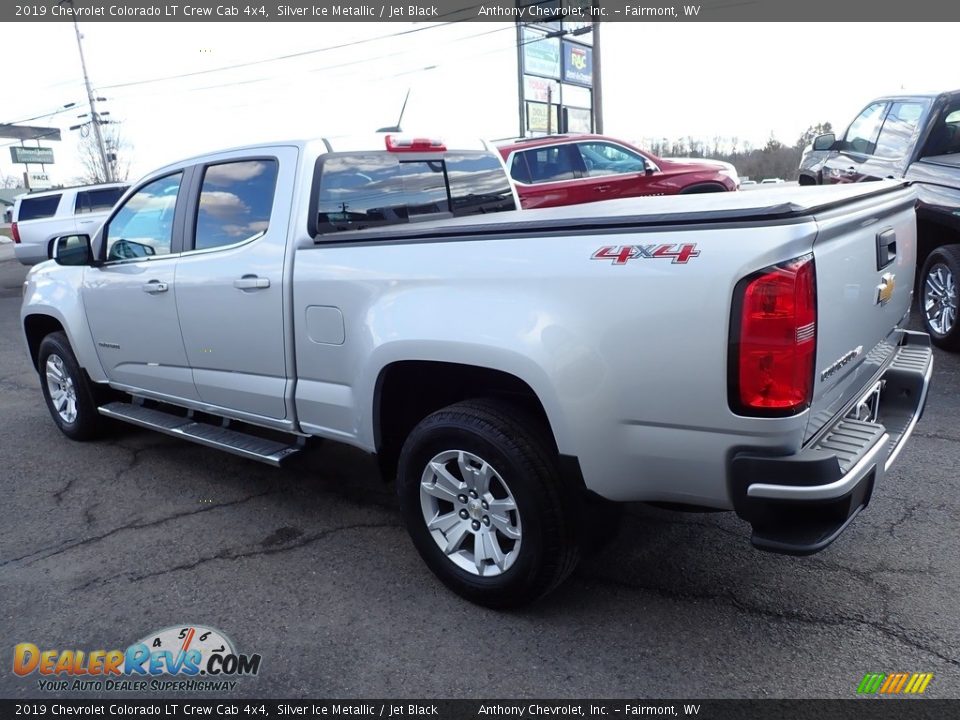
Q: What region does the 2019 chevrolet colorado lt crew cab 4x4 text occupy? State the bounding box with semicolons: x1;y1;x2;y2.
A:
800;89;960;349
22;134;932;606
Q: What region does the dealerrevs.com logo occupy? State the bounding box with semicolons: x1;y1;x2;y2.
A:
856;672;934;695
14;625;262;692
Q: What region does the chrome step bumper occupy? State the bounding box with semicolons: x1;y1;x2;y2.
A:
729;330;933;555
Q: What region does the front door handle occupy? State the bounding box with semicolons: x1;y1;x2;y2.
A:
142;280;168;294
233;275;270;290
595;185;612;192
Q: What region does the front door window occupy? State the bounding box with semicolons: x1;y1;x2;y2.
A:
104;173;182;261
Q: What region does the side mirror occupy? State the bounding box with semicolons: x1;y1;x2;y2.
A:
812;133;836;152
644;161;656;176
50;234;94;266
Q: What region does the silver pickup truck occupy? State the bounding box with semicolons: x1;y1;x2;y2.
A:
21;135;933;606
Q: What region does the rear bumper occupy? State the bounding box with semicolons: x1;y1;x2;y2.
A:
14;242;48;266
729;330;933;555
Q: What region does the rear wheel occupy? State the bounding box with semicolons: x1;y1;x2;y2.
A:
920;245;960;351
396;400;580;607
38;332;107;441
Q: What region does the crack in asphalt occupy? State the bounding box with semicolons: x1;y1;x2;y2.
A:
52;476;78;504
911;430;960;443
580;571;960;670
884;500;927;538
0;378;30;392
71;521;400;593
1;489;279;569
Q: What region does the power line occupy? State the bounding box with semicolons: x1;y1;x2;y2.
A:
98;20;470;92
117;27;569;120
100;23;514;103
1;103;80;127
95;0;551;92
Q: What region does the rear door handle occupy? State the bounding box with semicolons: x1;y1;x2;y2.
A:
142;280;168;294
233;275;270;290
595;185;612;192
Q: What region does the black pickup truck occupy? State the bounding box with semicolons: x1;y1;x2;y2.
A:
799;90;960;349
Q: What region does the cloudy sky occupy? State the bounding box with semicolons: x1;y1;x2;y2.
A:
1;21;957;185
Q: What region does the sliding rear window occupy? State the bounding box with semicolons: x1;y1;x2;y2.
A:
312;152;515;235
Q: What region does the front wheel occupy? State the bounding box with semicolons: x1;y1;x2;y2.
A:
920;245;960;351
396;400;580;607
38;331;107;441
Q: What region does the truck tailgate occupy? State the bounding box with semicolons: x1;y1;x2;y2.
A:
805;184;918;440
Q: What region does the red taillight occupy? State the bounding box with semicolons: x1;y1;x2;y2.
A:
384;134;446;153
731;254;816;415
11;221;20;244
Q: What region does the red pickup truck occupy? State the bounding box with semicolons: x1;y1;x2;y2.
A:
498;134;739;209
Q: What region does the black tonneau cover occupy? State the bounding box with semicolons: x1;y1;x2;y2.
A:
312;180;911;244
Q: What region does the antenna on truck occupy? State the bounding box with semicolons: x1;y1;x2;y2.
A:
376;88;411;133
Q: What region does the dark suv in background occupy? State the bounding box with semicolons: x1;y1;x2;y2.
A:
799;90;960;349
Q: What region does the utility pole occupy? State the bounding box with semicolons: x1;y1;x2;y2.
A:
592;22;603;133
64;1;112;182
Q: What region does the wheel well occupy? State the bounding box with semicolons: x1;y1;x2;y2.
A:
373;361;555;480
798;174;816;186
917;218;960;283
680;182;727;194
23;315;65;370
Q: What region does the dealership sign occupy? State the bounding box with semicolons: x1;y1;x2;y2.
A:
562;42;593;87
25;172;53;190
522;27;561;78
526;102;559;134
10;146;55;164
524;75;561;104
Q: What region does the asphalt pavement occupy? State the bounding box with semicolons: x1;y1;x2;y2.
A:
0;242;958;699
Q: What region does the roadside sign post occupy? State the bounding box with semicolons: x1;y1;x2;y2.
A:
1;125;61;191
516;14;595;138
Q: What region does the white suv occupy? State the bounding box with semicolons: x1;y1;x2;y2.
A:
11;183;129;265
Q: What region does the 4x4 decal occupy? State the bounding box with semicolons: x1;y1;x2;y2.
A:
592;243;701;265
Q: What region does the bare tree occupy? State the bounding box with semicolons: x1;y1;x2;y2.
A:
0;171;23;189
76;122;133;184
796;122;834;150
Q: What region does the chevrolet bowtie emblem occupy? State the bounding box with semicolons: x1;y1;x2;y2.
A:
876;272;896;305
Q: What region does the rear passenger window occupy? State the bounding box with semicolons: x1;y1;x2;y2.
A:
75;187;127;214
194;159;279;250
17;194;61;221
517;145;578;183
875;102;928;158
920;101;960;158
314;152;515;235
510;154;532;184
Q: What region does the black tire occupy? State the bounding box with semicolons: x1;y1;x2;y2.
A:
680;183;727;194
37;331;106;441
919;245;960;351
396;399;580;607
